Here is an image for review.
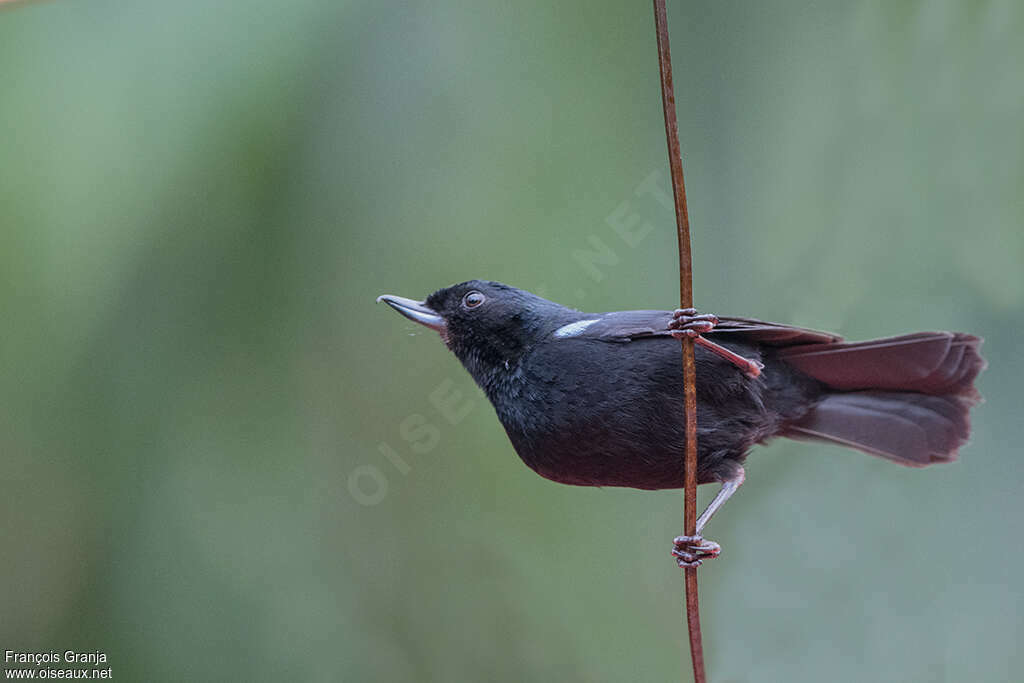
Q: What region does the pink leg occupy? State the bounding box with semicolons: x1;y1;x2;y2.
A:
668;309;764;378
671;469;745;569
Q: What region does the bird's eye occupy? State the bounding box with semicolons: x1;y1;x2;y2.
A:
462;290;485;309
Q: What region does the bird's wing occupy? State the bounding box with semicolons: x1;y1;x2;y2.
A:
565;310;842;347
707;316;843;346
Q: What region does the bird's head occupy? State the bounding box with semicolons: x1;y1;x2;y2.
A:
377;280;576;384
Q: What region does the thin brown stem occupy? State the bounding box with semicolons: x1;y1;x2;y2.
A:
653;2;706;682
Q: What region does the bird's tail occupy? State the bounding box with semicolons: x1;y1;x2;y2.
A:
778;332;985;466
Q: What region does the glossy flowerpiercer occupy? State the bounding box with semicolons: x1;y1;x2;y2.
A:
378;280;984;566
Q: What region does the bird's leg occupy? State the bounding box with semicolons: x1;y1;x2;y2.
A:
672;468;745;568
668;308;764;378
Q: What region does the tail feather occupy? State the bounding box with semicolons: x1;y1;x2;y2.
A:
784;392;972;466
780;332;985;466
778;332;985;399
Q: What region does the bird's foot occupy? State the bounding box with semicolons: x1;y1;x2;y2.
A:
668;308;764;378
672;534;721;568
668;308;719;338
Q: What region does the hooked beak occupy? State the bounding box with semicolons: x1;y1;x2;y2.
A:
376;294;446;332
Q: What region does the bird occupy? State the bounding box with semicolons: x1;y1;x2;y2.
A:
377;280;985;567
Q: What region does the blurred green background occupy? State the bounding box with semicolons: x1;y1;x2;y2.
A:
1;0;1021;681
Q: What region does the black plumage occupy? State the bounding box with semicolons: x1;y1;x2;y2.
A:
377;280;985;554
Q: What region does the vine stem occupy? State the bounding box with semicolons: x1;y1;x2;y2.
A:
652;2;705;682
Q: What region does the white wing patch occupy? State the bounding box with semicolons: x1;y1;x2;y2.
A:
553;319;600;338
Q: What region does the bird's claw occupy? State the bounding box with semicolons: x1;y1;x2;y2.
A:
669;308;719;339
668;308;764;378
671;534;721;568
